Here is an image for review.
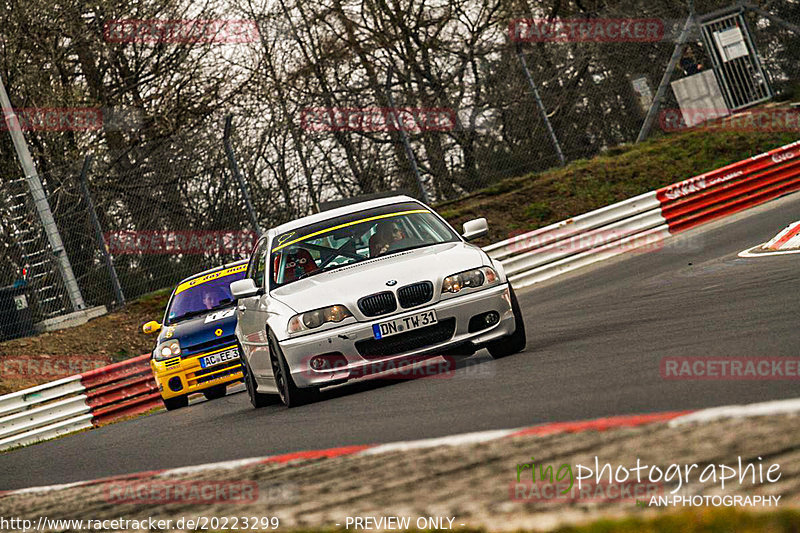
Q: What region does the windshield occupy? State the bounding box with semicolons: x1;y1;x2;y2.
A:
270;202;460;288
166;264;247;324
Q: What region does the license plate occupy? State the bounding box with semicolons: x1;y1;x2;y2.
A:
199;347;240;369
373;310;437;339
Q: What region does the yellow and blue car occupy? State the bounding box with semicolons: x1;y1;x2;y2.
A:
143;260;247;410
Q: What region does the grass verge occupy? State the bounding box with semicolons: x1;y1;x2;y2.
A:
0;287;171;394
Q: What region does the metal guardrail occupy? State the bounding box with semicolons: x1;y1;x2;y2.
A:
485;191;669;288
657;140;800;232
0;355;159;451
1;139;799;451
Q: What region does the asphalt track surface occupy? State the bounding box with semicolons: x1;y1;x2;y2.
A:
2;193;799;490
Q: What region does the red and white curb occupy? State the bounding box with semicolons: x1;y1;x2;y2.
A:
740;219;800;257
3;396;798;499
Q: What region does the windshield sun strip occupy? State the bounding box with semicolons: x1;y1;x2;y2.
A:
272;209;428;253
173;263;248;295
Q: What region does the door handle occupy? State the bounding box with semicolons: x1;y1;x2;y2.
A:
238;304;247;312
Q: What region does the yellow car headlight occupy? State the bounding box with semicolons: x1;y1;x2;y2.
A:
154;340;181;361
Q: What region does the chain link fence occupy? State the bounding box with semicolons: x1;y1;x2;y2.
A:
0;0;798;340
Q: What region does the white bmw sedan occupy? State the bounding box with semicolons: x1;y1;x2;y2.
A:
231;195;526;407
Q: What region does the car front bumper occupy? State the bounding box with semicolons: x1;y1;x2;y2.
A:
151;344;244;400
280;283;516;388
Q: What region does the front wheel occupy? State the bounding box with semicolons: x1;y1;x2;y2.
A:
202;384;227;401
242;352;274;408
163;394;188;411
487;286;527;359
268;330;320;408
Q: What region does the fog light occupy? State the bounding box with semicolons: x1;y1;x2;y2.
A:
168;376;183;392
468;311;501;333
309;352;347;372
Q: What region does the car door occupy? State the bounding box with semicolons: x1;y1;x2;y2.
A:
237;238;267;359
237;237;274;385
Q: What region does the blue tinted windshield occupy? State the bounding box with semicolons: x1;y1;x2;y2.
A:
166;269;246;324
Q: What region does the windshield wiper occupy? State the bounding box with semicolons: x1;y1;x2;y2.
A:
169;309;208;324
285;262;351;284
207;299;233;311
292;267;325;282
169;300;233;323
375;242;434;258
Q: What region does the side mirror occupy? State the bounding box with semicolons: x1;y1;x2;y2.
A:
142;321;162;335
231;278;261;299
462;218;489;241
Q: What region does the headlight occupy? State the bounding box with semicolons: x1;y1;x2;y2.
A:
288;305;353;333
154;340;181;361
442;266;499;294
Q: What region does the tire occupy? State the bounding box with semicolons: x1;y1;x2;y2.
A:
202;384;227;401
268;330;320;408
242;351;274;409
163;394;188;411
487;285;527;359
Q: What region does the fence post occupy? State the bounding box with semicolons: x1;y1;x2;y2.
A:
385;66;430;204
636;12;696;143
223;115;262;238
515;45;566;167
78;155;126;307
